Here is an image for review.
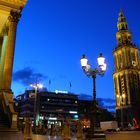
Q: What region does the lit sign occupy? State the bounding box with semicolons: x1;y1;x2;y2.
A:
69;111;77;114
55;90;68;94
48;117;57;120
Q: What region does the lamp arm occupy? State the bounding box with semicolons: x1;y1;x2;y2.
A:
82;65;106;77
83;68;97;77
91;68;105;77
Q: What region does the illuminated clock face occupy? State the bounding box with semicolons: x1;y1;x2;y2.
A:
132;61;136;66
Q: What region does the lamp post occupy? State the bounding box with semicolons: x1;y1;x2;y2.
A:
30;83;43;130
80;53;107;139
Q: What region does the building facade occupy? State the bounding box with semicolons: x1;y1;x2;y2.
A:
15;90;115;132
113;10;140;127
14;90;78;128
38;91;78;128
14;90;35;118
0;0;27;129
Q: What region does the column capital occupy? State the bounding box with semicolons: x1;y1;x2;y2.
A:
8;10;21;23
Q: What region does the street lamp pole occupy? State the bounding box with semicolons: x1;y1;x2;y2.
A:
30;83;43;130
34;86;37;127
80;53;107;139
89;73;97;136
92;74;96;101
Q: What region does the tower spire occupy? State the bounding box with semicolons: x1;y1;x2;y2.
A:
117;9;128;31
116;10;132;46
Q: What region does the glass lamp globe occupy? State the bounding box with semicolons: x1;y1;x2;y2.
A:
97;53;105;66
100;63;107;71
80;54;88;67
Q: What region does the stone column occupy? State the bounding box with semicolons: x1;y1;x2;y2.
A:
0;26;9;89
2;10;21;90
0;35;3;56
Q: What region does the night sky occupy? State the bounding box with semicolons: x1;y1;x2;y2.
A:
12;0;140;100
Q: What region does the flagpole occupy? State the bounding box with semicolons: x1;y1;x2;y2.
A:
69;82;72;93
49;80;51;91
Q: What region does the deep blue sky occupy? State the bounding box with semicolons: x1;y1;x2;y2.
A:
12;0;140;99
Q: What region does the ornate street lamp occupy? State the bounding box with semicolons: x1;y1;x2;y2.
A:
30;83;43;130
80;53;107;139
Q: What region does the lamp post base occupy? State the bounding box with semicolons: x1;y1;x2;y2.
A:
86;129;106;140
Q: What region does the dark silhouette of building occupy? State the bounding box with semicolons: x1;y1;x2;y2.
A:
78;100;115;128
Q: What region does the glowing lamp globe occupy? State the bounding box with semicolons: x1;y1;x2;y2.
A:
97;53;105;66
80;54;88;67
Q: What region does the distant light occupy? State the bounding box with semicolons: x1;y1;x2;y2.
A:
37;83;43;89
74;115;78;119
15;102;18;106
30;83;43;89
69;111;77;114
48;117;57;120
55;90;68;94
39;116;44;120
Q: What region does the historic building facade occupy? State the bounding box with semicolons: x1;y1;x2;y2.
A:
113;10;140;127
0;0;27;129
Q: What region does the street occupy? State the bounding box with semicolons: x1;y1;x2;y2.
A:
106;131;140;140
0;131;140;140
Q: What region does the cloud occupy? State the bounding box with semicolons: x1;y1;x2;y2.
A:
13;67;47;86
78;94;92;100
78;95;115;103
78;94;116;112
105;105;116;109
97;98;115;104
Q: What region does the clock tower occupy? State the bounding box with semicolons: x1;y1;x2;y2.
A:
113;10;140;127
